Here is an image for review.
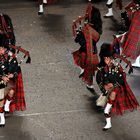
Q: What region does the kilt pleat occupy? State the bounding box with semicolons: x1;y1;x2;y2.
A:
122;11;140;59
82;62;97;86
81;24;99;85
72;50;86;69
111;83;139;115
10;72;26;112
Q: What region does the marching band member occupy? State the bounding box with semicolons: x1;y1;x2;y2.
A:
0;13;31;127
81;21;100;90
96;43;139;131
0;45;26;127
72;1;102;91
0;14;16;126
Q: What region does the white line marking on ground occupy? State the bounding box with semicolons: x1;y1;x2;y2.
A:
14;109;90;117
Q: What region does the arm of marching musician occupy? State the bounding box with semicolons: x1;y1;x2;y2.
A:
96;67;107;95
0;66;9;83
1;76;9;83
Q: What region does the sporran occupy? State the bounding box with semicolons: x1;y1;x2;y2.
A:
96;93;108;107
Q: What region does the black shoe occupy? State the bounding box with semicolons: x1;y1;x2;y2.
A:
86;86;96;94
104;15;113;18
132;66;140;68
0;124;5;127
4;111;10;114
79;72;84;78
38;12;44;15
102;127;111;131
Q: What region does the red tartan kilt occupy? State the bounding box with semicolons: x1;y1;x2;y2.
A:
111;85;139;115
72;50;99;85
82;64;97;86
82;54;99;85
10;72;26;113
72;50;86;69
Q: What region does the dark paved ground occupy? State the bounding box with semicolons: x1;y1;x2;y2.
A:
0;0;140;140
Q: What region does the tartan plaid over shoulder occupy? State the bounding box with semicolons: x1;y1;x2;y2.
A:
122;11;140;59
81;24;100;85
82;24;100;65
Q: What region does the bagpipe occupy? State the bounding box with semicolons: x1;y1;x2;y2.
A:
125;1;140;13
110;35;133;74
111;0;139;74
100;40;133;75
8;44;31;64
0;44;31;68
121;0;140;23
0;43;31;76
119;1;140;32
72;0;92;38
113;54;133;74
0;13;31;65
0;44;31;86
72;0;101;40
